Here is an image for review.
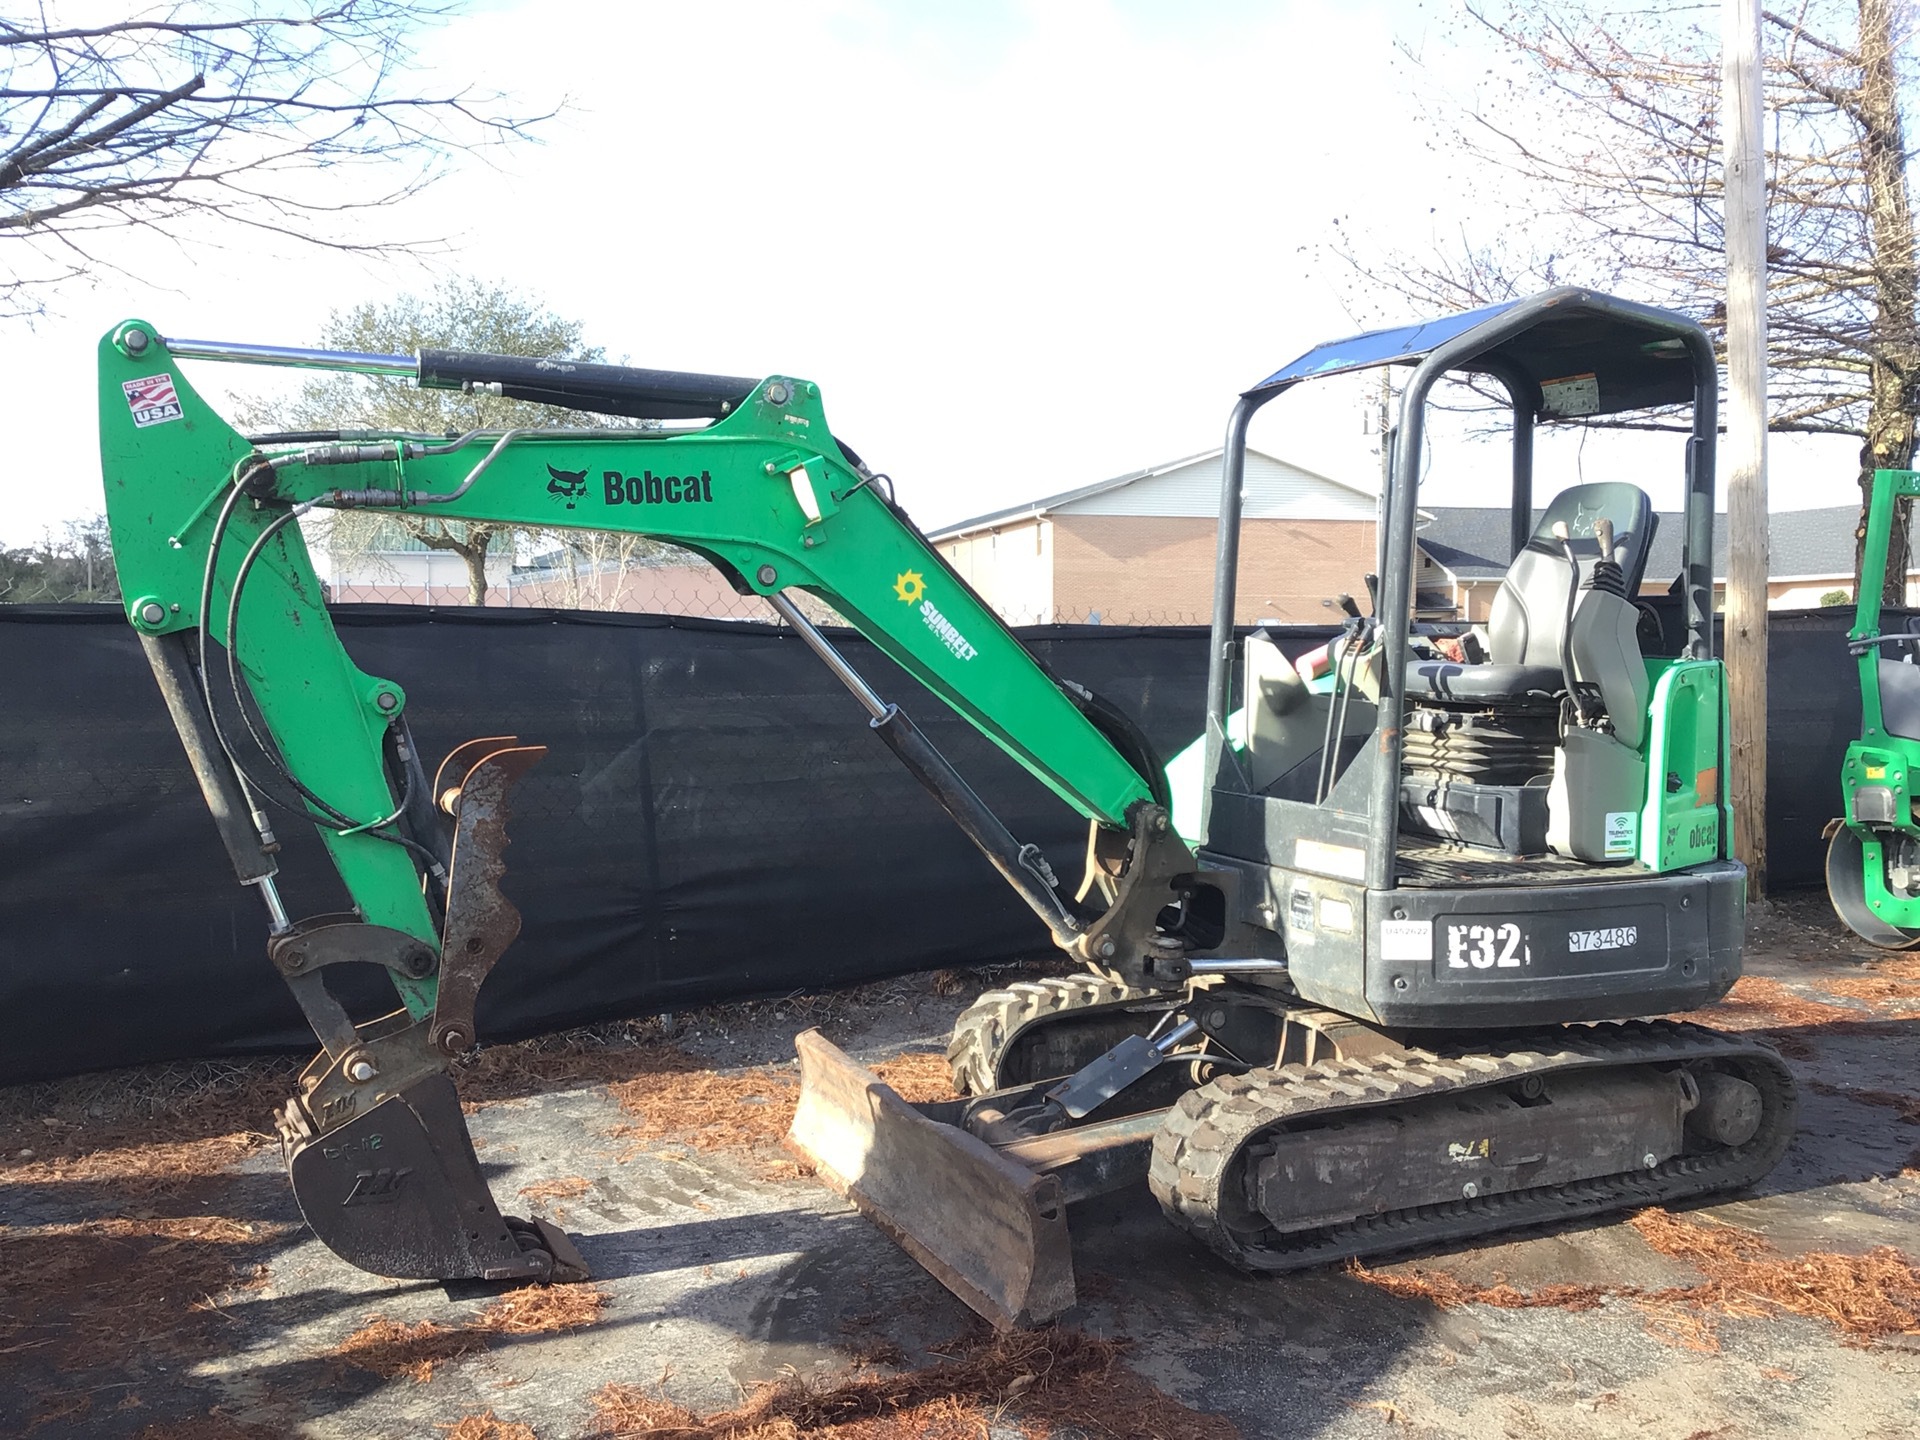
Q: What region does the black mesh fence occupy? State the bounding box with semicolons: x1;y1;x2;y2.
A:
0;600;1860;1083
0;604;1321;1084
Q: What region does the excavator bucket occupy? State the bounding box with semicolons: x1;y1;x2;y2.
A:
787;1029;1075;1329
284;1073;588;1283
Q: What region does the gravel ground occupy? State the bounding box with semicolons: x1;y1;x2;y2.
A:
4;896;1920;1439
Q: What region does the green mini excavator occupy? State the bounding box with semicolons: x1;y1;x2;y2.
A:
100;287;1794;1327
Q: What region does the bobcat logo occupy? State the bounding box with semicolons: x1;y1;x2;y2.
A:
546;464;590;510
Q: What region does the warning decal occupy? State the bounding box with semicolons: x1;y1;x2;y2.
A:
123;373;183;428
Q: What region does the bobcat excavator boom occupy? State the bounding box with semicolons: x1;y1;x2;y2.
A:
97;319;1197;1290
100;291;1794;1323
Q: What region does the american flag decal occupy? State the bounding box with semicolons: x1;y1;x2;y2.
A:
123;373;183;428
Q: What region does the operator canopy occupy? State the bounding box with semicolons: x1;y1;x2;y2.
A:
1251;285;1702;418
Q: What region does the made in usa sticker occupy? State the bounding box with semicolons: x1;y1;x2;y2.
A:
123;373;182;428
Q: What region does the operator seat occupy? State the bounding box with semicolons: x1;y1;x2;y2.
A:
1409;482;1657;707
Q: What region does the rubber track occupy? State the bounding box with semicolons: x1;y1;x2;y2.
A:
945;976;1166;1095
1148;1019;1798;1272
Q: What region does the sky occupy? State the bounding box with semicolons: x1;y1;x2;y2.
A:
0;0;1865;546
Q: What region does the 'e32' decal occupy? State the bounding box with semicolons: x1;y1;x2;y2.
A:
1444;921;1530;970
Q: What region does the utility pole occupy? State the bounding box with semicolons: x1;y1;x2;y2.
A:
1723;0;1769;897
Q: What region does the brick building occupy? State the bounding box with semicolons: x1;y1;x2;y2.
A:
929;449;1382;625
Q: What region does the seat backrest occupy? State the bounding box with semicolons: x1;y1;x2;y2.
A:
1486;483;1656;667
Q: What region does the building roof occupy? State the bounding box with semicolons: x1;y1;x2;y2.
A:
928;447;1378;541
1767;505;1866;578
1418;503;1866;584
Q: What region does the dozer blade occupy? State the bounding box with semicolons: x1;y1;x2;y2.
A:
788;1029;1075;1330
284;1072;584;1283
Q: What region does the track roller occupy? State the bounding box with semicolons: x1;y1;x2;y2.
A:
946;975;1171;1094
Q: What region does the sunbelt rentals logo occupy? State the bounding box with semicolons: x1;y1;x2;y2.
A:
894;569;976;661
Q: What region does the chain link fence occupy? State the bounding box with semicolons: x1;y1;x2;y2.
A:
315;534;1211;627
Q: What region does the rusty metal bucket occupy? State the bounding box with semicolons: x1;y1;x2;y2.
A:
787;1029;1075;1330
283;1072;587;1282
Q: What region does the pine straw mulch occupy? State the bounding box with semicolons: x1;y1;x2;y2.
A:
0;1213;294;1357
602;1048;958;1157
1681;971;1920;1063
443;1415;541;1440
2;1213;299;1434
1739;898;1920;1028
588;1326;1238;1440
332;1284;612;1384
448;965;1017;1115
868;1054;964;1106
1692;975;1898;1032
1352;1206;1920;1353
520;1174;596;1203
0;1061;305;1427
0;1058;298;1207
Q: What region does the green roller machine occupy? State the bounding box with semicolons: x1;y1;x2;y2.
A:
1827;466;1920;946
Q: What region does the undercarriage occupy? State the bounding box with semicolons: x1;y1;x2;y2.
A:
793;973;1796;1326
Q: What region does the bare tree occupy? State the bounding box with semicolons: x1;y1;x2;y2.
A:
241;278;661;606
524;528;667;612
0;3;545;316
1348;0;1917;600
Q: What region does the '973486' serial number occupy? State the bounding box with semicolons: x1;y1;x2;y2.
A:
1443;921;1530;970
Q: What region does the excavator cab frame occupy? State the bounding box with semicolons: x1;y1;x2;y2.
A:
1185;287;1742;1031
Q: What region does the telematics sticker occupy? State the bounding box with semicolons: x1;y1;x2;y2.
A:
1540;372;1599;417
1604;810;1638;858
123;373;183;428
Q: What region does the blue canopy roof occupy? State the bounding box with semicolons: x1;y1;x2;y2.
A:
1253;300;1520;391
1248;288;1706;418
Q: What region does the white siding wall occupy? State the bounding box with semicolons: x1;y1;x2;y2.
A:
1055;451;1377;522
1768;575;1920;608
939;518;1054;625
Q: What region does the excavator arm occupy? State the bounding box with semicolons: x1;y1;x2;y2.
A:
97;320;1204;1285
